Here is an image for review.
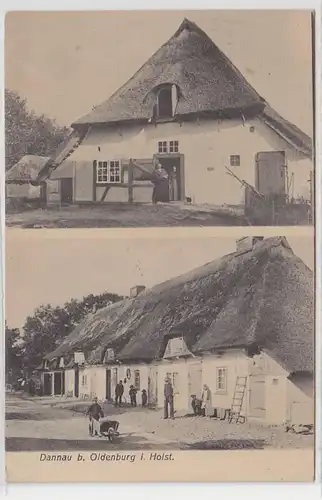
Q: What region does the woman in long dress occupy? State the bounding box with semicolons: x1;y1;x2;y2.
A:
169;166;178;202
201;384;213;417
151;163;169;203
133;160;169;204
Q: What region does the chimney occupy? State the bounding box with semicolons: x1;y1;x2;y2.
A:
130;285;146;298
236;236;264;253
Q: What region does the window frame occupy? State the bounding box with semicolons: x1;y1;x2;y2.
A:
230;155;241;167
134;369;140;390
169;140;179;153
216;367;228;393
158;141;168;154
96;160;122;184
156;86;173;119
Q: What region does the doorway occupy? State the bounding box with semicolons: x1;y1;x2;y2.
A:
154;154;184;201
54;372;62;395
188;362;202;403
60;178;73;204
74;368;79;398
249;374;266;419
43;373;52;396
106;369;111;400
255;151;286;196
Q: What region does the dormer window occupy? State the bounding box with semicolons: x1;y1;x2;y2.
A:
153;84;178;119
163;335;190;358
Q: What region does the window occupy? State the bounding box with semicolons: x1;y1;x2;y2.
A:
158;141;168;153
158;141;179;154
230;155;240;167
134;370;140;390
216;368;227;392
157;86;173;118
164;336;188;358
96;160;121;183
82;374;88;387
169;141;179;153
110;161;121;183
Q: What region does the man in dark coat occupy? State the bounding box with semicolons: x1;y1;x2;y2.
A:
164;377;174;419
115;381;124;407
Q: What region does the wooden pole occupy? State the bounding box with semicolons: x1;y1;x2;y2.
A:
128;158;134;204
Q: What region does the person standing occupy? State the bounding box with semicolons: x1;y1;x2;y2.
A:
201;384;212;417
129;385;137;407
86;397;104;436
152;163;169;204
115;381;124;407
141;389;148;407
169;166;178;202
164;376;174;419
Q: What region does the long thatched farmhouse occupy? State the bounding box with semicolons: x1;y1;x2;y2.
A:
37;18;313;207
37;236;314;426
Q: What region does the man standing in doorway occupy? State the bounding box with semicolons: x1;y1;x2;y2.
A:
115;380;124;407
164;376;174;419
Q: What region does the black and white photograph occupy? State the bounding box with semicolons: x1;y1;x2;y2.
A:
5;10;314;228
5;233;314;460
4;8;317;486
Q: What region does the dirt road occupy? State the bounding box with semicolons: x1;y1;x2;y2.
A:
6;393;314;452
6;203;248;228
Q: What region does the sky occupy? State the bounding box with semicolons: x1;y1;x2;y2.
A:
6;230;314;328
5;10;313;135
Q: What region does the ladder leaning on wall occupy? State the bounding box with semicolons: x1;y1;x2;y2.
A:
228;376;247;424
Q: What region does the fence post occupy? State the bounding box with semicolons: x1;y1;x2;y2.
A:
128;159;134;204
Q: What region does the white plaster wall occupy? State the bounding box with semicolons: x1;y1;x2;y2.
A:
202;350;249;414
119;363;149;406
286;376;314;424
65;369;75;398
74;161;93;202
156;359;189;410
66;117;312;205
79;366;93;399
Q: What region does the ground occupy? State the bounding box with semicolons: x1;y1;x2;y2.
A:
6;393;314;452
6;202;249;228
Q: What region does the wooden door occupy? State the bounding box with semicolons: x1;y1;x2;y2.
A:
249;375;266;418
54;372;62;395
106;369;111;400
188;363;202;400
148;367;158;406
43;373;52;395
74;368;79;398
255;151;286;196
61;178;73;204
62;371;65;395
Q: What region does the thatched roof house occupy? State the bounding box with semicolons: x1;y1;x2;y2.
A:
6;155;50;184
46;236;313;375
69;18;311;157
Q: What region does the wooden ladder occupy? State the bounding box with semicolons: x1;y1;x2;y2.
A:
228;376;247;424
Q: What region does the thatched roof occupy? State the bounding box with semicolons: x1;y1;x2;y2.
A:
6;155;50;184
36;130;85;183
46;237;314;375
260;105;313;157
43;19;312;178
72;18;264;127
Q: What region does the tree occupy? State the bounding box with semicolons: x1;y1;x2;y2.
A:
21;291;124;373
5;323;23;384
5;89;70;170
